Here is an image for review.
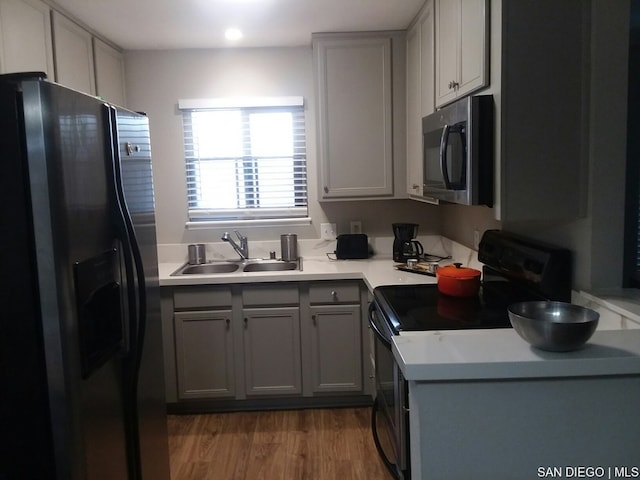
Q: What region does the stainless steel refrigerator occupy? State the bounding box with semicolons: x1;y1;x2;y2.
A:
0;72;170;480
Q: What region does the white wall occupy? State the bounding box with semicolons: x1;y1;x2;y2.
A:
124;46;441;246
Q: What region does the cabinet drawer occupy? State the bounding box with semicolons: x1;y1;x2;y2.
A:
173;286;232;309
242;284;299;306
309;281;360;304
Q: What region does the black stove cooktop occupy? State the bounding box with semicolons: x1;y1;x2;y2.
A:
373;279;539;334
373;230;572;335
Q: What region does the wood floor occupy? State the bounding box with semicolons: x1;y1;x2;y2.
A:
167;407;393;480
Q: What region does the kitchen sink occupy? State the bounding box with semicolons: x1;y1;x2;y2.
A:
174;262;240;275
242;260;299;272
171;258;301;275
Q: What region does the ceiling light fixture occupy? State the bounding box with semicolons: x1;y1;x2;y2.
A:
225;28;243;41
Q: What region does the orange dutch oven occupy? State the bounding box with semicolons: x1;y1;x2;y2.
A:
436;263;481;297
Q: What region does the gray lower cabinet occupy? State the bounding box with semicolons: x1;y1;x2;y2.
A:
171;286;235;400
174;310;234;399
242;307;302;396
307;281;363;393
164;281;369;408
309;304;362;392
241;284;301;396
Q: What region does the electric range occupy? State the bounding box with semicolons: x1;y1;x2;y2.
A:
369;230;572;480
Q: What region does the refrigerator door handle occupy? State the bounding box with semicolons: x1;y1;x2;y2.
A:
107;104;147;373
102;103;145;480
102;104;137;358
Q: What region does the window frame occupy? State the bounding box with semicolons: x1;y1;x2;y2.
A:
178;97;310;228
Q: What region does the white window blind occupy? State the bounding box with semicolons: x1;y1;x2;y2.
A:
179;97;308;223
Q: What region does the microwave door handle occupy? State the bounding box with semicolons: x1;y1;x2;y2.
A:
439;124;452;189
458;124;468;188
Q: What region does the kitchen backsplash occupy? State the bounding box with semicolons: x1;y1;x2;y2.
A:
157;235;482;269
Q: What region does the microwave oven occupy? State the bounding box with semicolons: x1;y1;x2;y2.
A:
421;95;493;206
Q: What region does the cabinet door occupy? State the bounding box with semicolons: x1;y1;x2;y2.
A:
419;1;435;119
406;1;435;198
458;0;487;96
0;0;53;75
243;307;301;396
174;310;235;399
51;11;95;94
314;35;393;198
435;0;487;107
406;20;422;197
309;305;362;393
94;37;126;106
434;0;459;107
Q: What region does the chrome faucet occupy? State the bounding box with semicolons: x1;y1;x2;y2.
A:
221;230;249;260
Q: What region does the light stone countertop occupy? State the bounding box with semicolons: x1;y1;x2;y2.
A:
393;328;640;382
157;235;463;290
578;289;640;324
158;235;640;384
158;255;438;291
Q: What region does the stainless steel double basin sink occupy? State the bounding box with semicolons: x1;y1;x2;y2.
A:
171;258;301;276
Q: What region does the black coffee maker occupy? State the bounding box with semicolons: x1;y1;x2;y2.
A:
393;223;424;262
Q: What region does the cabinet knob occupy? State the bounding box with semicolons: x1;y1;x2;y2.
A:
244;317;248;328
331;290;337;300
312;314;317;325
226;318;230;328
324;186;329;194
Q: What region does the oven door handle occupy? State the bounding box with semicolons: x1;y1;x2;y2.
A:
371;396;402;480
368;302;392;349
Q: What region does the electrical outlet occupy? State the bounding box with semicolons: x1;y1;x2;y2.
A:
350;220;362;234
321;223;337;240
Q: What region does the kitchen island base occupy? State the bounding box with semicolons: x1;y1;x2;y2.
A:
408;374;640;479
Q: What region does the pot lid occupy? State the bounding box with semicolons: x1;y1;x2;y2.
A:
437;263;481;279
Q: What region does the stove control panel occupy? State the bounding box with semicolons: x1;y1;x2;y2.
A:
478;230;571;301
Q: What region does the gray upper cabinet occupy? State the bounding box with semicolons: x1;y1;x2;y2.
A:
93;37;126;106
52;11;95;95
0;0;53;76
493;0;589;221
434;0;488;107
406;0;435;199
313;33;394;199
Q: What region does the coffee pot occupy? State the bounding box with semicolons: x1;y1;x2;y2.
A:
392;223;424;262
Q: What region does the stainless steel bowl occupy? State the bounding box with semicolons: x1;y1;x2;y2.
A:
508;301;599;352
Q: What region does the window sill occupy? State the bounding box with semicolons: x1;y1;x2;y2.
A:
186;217;312;230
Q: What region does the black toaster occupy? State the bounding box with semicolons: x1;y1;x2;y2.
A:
335;234;370;259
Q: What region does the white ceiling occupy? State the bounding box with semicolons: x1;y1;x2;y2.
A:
50;0;426;50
